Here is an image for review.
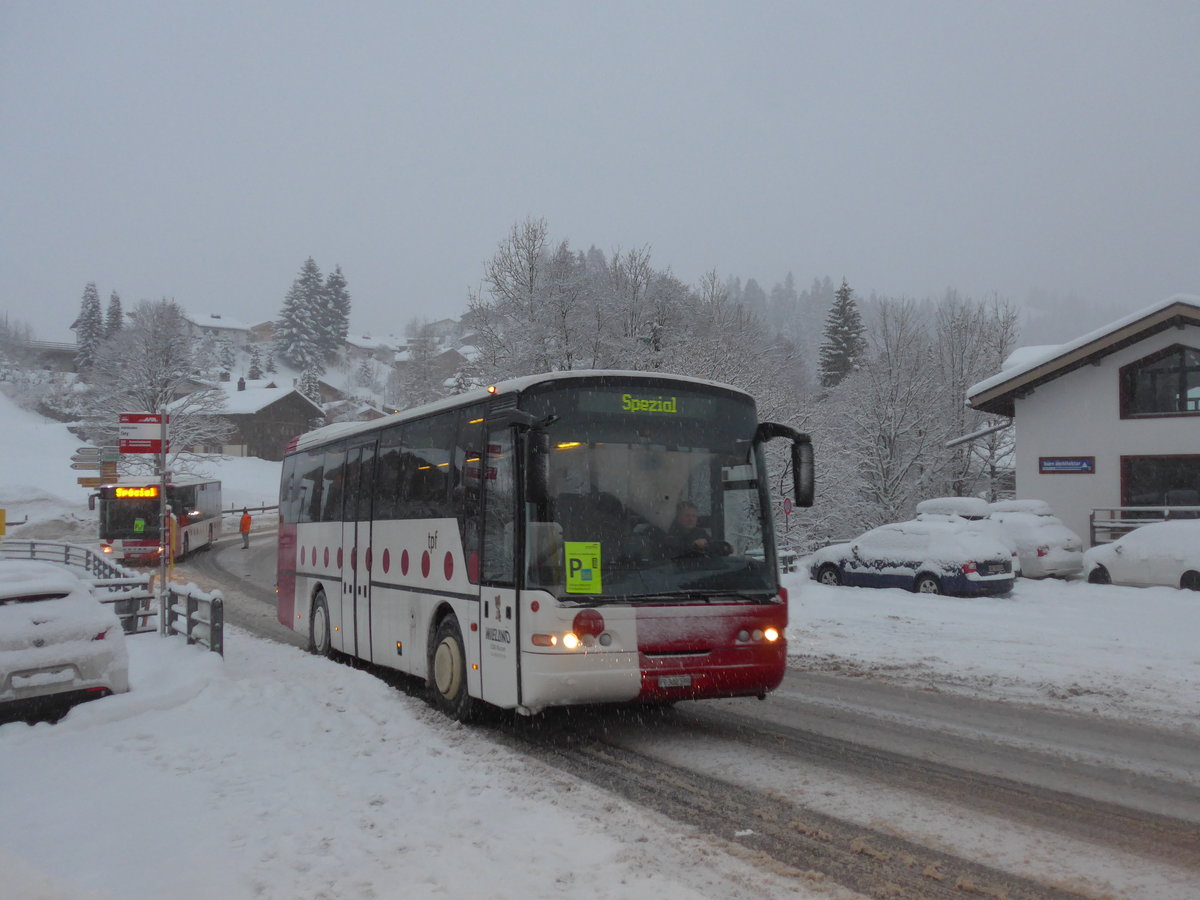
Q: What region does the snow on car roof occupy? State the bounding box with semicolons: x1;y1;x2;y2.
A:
916;497;991;518
990;499;1054;515
0;560;84;602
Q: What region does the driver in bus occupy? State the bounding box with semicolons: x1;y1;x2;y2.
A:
667;501;731;556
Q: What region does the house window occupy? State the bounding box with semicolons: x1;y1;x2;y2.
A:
1121;455;1200;508
1120;344;1200;417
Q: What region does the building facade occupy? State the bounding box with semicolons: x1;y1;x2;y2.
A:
968;296;1200;545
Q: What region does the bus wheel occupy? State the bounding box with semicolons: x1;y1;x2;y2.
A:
310;590;332;657
430;616;476;722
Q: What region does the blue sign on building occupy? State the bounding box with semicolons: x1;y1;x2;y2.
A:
1039;456;1096;474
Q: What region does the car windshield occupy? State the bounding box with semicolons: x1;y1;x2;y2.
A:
521;382;776;601
0;592;71;605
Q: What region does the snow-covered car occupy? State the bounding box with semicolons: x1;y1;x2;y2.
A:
987;499;1084;578
0;560;130;720
915;497;1022;576
1083;520;1200;590
809;518;1015;596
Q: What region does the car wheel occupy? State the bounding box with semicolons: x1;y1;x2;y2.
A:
914;574;942;594
430;615;476;722
1181;571;1200;591
1087;566;1111;585
817;564;843;586
309;590;333;657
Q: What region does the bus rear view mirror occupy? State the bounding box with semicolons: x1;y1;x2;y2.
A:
755;422;815;509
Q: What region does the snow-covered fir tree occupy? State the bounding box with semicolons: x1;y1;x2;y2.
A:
818;279;867;388
323;265;352;358
355;357;375;389
104;290;123;338
218;339;236;376
275;258;326;372
296;365;322;403
264;350;277;374
74;282;104;370
247;345;264;380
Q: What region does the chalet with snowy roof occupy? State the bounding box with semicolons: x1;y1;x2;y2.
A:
343;333;399;366
183;313;272;349
968;295;1200;545
209;378;324;461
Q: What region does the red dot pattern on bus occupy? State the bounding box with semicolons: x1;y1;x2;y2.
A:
301;541;478;586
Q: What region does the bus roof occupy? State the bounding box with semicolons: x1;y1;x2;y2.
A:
288;369;752;455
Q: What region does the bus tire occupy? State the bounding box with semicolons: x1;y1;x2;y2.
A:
430;615;476;722
310;590;333;658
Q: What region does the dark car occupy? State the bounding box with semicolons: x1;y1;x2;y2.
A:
808;519;1015;597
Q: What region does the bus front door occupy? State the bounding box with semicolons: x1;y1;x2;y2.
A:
341;443;377;661
479;426;520;708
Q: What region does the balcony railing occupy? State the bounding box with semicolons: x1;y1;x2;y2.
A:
1090;506;1200;545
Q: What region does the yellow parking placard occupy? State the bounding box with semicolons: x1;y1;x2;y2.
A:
564;541;602;594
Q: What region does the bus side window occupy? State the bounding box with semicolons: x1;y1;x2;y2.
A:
321;448;347;523
401;413;455;519
453;405;486;561
374;424;404;521
482;428;516;586
299;450;324;524
279;456;297;524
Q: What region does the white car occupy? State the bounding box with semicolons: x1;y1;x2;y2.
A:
915;497;1022;576
988;499;1084;579
1083;520;1200;590
0;560;130;721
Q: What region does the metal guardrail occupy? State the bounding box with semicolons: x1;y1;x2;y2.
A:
1090;506;1200;545
0;540;223;653
0;539;156;634
164;583;224;656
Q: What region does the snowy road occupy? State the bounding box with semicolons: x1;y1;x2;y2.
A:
176;539;1200;899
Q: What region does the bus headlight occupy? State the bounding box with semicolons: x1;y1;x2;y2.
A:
561;632;582;650
763;627;780;643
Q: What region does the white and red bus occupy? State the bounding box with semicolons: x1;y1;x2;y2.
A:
277;371;813;719
98;477;222;563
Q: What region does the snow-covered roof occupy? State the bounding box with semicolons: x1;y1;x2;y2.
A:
183;312;263;333
216;379;322;416
967;295;1200;416
344;333;398;351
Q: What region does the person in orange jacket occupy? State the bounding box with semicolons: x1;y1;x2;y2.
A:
240;508;252;549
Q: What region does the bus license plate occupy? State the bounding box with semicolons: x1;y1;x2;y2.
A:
658;675;692;688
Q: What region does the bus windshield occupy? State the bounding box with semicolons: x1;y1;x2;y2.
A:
102;497;160;540
521;383;775;601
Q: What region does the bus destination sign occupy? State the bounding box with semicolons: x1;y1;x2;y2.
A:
115;486;160;499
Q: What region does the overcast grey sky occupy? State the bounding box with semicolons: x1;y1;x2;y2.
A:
3;1;1197;343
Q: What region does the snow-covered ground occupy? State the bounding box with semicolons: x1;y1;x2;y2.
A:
3;389;1199;898
785;573;1200;730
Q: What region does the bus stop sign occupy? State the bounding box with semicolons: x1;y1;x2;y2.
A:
119;413;169;454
